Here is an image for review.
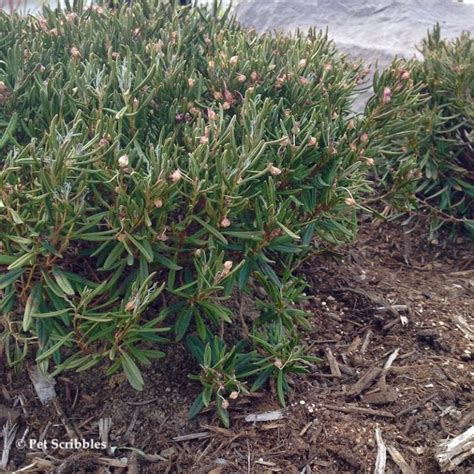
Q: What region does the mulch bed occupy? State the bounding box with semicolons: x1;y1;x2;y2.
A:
1;218;473;473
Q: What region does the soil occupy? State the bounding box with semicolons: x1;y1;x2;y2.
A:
1;217;473;473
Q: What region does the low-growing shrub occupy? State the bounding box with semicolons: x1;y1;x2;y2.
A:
364;25;473;238
0;0;371;424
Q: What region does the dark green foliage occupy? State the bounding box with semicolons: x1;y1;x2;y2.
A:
0;1;369;421
365;25;473;238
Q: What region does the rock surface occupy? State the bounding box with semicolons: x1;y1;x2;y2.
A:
235;0;474;68
235;0;473;110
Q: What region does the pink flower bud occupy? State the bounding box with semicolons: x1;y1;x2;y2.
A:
383;87;392;104
91;4;104;14
223;89;234;103
38;17;48;31
269;165;282;176
118;155;129;169
66;12;77;23
207;109;217;120
170;169;182;182
229;391;238;400
158;230;168;241
70;47;81;59
188;78;195;87
154;199;163;208
229;55;238;66
220;216;231;228
237;73;246;82
125;299;136;312
299;58;307;68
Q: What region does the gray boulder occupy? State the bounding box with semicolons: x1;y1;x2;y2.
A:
235;0;474;68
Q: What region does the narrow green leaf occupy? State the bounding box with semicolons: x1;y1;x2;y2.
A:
154;253;182;270
188;393;205;419
0;255;16;265
127;234;153;263
120;351;144;391
23;283;42;331
277;222;300;240
202;386;212;407
8;252;35;269
52;267;75;296
32;308;71;318
216;395;230;428
193;216;228;244
175;307;193;341
102;242;125;270
277;370;286;407
36;332;74;363
0;268;25;290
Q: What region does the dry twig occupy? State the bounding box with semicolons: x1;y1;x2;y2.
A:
1;420;18;471
436;426;474;472
324;347;342;377
387;444;414;474
374;427;387;474
245;410;285;423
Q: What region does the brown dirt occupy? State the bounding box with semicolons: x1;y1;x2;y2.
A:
1;218;473;473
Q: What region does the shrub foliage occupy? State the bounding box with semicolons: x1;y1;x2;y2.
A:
0;1;371;424
365;25;473;238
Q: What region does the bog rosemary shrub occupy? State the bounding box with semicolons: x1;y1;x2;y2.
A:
364;26;473;238
0;1;370;424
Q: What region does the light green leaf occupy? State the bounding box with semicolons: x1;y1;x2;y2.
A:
277;222;300;240
193;216;228;244
52;267;75;296
36;332;74;363
23;283;42;331
0;268;25;290
120;350;144;391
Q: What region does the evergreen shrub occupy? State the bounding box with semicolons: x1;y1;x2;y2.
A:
0;0;371;424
